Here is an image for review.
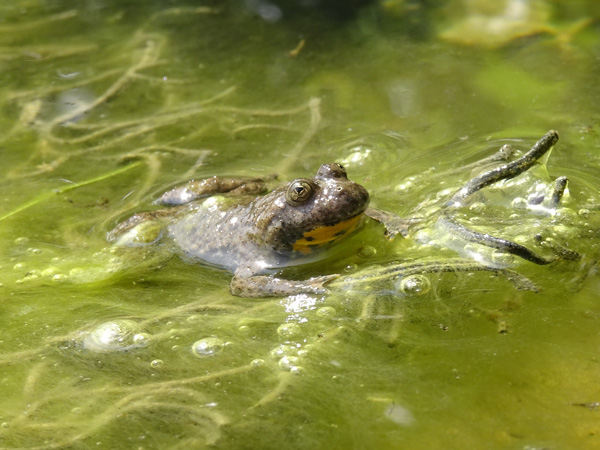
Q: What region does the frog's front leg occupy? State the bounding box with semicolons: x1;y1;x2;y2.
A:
365;207;422;239
156;174;277;205
230;273;339;298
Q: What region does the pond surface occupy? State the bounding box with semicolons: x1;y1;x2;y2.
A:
1;0;600;448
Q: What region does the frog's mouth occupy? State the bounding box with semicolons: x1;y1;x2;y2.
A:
292;213;363;255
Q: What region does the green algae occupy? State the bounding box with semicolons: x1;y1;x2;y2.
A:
0;1;600;449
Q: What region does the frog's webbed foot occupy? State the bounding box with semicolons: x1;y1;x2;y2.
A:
155;174;277;206
230;274;339;298
365;207;422;239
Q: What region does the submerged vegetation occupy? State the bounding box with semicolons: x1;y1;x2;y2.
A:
0;1;600;448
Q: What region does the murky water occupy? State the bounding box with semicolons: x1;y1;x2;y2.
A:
1;1;600;448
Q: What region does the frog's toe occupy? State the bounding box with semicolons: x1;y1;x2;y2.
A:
305;274;340;289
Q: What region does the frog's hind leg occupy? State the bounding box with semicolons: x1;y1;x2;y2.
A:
445;130;559;207
230;274;339;298
329;258;540;292
107;209;176;245
439;130;579;265
438;214;554;265
365;133;561;241
155;174;277;206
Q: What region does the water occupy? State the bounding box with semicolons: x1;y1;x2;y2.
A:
1;1;599;448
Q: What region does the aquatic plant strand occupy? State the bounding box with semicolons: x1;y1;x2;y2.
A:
0;162;141;223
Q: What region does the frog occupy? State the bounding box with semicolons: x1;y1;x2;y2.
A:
108;131;577;298
108;163;374;297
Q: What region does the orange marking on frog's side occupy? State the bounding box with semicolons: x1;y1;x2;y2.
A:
292;214;362;255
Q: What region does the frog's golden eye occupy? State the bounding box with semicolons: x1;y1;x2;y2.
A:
286;179;315;206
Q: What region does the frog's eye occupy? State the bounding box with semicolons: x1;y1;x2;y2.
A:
286;179;315;206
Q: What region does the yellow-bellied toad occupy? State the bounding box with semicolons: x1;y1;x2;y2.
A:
109;163;370;297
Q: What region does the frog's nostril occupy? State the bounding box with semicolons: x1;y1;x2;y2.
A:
336;187;343;192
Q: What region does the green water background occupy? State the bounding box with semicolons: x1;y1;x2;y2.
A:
1;0;600;448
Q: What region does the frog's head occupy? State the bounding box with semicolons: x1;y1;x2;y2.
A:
257;163;370;255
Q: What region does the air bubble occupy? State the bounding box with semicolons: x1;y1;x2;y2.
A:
511;197;527;210
553;208;577;224
397;274;431;296
578;208;591;218
133;333;150;345
357;246;377;258
491;251;514;266
277;323;301;338
150;359;164;368
344;264;358;273
83;320;145;353
191;337;225;358
270;344;296;359
290;365;304;375
551;224;577;239
251;358;265;368
278;355;300;371
316;306;336;318
41;267;58;277
469;202;485;213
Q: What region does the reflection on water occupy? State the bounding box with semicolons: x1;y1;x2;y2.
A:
0;1;599;449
